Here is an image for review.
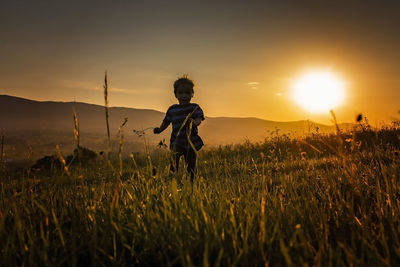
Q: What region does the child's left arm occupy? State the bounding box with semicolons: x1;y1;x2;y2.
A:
192;117;203;126
192;105;205;126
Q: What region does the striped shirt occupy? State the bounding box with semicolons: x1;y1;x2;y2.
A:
163;103;205;150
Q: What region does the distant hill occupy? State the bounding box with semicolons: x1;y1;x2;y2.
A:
0;95;339;160
0;94;163;133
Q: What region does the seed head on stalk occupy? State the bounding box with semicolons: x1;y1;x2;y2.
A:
133;127;154;137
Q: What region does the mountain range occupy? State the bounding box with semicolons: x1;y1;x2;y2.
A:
0;95;340;160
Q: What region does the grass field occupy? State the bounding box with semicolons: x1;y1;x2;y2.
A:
1;120;400;266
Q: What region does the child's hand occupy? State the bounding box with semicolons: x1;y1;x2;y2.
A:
153;127;162;134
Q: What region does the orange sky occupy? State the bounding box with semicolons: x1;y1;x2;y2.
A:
1;1;399;125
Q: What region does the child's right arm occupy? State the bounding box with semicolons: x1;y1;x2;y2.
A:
155;106;172;134
153;120;169;134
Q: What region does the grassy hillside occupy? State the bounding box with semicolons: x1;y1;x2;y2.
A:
0;120;399;266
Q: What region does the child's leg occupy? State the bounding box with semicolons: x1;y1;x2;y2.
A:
170;149;182;173
184;148;197;182
175;152;181;173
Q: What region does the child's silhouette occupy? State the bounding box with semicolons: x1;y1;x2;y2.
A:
154;75;205;181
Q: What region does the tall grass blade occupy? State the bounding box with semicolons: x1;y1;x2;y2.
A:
56;144;70;176
52;209;65;248
330;109;341;135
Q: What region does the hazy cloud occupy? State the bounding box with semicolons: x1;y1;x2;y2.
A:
60;80;98;91
93;86;159;95
94;86;132;93
60;79;154;95
247;82;260;90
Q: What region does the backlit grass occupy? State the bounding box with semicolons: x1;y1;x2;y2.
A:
1;122;399;266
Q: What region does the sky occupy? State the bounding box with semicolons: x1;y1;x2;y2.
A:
1;0;400;124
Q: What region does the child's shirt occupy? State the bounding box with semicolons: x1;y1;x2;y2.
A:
162;103;205;150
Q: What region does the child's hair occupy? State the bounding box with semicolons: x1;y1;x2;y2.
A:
174;74;195;95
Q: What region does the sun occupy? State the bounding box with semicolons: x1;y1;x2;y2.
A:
291;71;346;113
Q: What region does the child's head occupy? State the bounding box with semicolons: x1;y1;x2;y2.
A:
174;75;194;95
173;75;195;104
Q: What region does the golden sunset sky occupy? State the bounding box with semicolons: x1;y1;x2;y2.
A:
1;0;399;124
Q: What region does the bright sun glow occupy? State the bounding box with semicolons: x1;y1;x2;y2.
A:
292;71;346;113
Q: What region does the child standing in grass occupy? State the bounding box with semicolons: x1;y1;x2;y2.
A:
154;75;205;182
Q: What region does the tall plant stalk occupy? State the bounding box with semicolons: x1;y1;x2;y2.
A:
0;130;4;176
104;70;111;156
72;108;80;149
118;118;128;177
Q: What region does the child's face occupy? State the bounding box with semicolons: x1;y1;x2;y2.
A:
175;84;193;104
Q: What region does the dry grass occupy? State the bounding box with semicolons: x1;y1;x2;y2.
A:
0;121;399;266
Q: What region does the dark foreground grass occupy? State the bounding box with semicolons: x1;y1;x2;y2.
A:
0;125;400;266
